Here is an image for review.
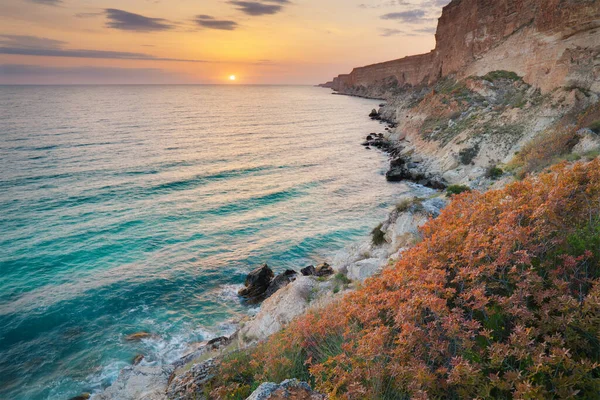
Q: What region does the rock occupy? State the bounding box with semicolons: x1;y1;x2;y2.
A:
315;263;333;277
69;394;91;400
238;277;317;345
132;354;144;365
95;364;173;400
366;134;374;140
166;358;216;400
369;109;379;118
347;258;383;282
238;264;274;304
264;270;297;299
124;332;155;342
246;379;325;400
300;265;316;276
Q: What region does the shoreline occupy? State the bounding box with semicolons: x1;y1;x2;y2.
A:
89;106;447;400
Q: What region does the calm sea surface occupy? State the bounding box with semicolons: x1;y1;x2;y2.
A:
0;85;412;399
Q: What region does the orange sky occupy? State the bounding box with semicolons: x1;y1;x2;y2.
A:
0;0;450;84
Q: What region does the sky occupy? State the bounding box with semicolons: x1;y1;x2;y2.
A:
0;0;450;84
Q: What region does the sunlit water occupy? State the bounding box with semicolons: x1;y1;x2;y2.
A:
0;85;414;399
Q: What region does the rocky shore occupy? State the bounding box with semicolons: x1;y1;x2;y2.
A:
89;132;450;399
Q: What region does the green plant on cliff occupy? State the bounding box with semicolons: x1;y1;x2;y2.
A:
371;223;386;246
211;159;600;399
482;70;522;82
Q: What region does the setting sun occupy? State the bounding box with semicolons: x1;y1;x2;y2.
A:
229;75;236;81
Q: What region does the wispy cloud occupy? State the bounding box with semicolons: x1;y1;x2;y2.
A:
379;28;404;37
228;0;290;16
381;10;426;23
195;15;238;30
104;9;174;32
28;0;62;5
0;64;189;85
0;34;204;62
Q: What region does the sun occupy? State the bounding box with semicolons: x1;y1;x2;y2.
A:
229;75;236;81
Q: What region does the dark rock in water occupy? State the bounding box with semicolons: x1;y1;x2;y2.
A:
378;133;384;138
369;108;379;118
69;394;90;400
132;354;144;365
301;265;316;276
315;263;334;277
366;146;371;150
366;134;374;141
124;332;154;342
264;270;297;299
238;264;274;304
379;103;386;107
206;336;229;347
386;159;447;189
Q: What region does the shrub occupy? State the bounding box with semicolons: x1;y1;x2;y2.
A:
509;125;580;178
395;197;424;213
485;165;504;179
371;223;386;246
482;70;522;82
459;145;479;165
446;184;471;196
589;120;600;134
212;160;600;399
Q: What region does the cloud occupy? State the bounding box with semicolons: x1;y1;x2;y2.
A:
359;1;409;9
0;34;205;62
379;28;404;37
381;9;427;22
0;64;189;84
28;0;62;5
228;0;289;16
195;15;238;30
0;35;66;49
104;9;174;32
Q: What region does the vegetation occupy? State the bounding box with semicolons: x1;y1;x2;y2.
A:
446;184;471;196
211;160;600;399
459;145;480;165
371;223;386;246
482;70;522;82
485;165;504;179
589;120;600;134
395;197;424;213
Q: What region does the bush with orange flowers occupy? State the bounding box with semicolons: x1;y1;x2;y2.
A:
211;159;600;399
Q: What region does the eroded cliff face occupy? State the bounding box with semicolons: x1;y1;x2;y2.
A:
325;0;600;96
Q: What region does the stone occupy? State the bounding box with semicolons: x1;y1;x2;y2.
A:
264;270;297;299
300;265;316;276
95;364;173;400
132;354;144;365
238;264;274;304
124;332;155;342
369;109;379;118
166;358;216;400
69;394;91;400
315;263;333;277
246;379;325;400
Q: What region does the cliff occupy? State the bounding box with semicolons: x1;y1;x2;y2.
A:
323;0;600;96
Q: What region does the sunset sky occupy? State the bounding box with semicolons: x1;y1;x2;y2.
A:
0;0;450;84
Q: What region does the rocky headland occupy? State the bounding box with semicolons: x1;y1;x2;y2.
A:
91;0;600;399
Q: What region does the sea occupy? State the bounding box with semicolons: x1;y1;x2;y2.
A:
0;85;414;399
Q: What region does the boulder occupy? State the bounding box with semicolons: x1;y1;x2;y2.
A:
246;379;325;400
238;264;274;304
315;263;333;277
368;109;379;118
69;394;91;400
166;358;216;400
124;332;155;342
300;265;316;276
94;364;173;400
132;354;144;365
264;270;297;299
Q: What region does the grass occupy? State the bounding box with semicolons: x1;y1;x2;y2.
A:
333;273;352;294
459;145;480;165
395;197;424;213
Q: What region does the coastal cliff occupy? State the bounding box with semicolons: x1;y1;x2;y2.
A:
325;0;600;96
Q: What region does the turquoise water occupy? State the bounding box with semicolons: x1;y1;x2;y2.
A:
0;85;411;399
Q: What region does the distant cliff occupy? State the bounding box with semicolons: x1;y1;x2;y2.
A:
322;0;600;97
